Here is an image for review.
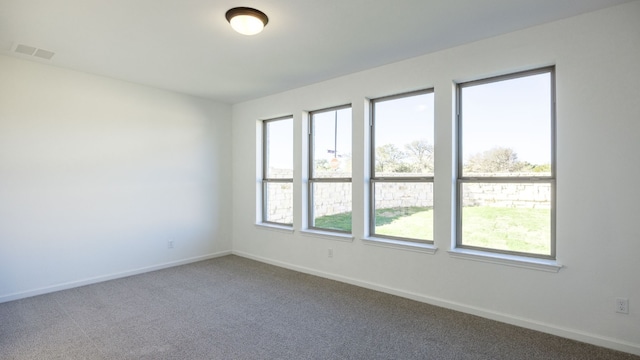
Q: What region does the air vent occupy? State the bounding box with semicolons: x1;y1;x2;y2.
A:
14;43;55;60
34;48;55;60
15;44;36;55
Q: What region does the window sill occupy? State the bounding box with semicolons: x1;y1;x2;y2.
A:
299;229;354;242
361;237;438;254
254;223;295;234
447;248;563;273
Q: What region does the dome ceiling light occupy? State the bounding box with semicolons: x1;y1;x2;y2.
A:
225;7;269;36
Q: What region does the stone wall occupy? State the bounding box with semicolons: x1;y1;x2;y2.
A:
265;170;551;223
265;182;293;224
462;182;551;209
311;182;352;217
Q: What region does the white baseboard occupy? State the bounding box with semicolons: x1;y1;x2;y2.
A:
0;251;232;304
232;250;640;356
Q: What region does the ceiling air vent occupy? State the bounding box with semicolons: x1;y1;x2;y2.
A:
34;48;55;60
15;44;36;55
14;43;55;60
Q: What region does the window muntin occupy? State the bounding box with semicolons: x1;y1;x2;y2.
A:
370;90;434;243
262;116;293;225
308;105;352;233
457;67;555;258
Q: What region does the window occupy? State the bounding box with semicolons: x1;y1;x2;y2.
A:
456;67;555;258
370;90;435;243
308;105;352;233
262;116;293;226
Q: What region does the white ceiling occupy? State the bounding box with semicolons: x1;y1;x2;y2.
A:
0;0;634;104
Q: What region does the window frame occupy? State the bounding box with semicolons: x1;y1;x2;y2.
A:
308;104;353;234
369;88;435;244
455;66;556;259
262;115;294;227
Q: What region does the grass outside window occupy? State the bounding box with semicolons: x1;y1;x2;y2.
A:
316;206;549;254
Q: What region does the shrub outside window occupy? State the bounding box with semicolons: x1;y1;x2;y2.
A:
456;67;556;258
370;90;435;243
308;105;352;233
262;116;293;226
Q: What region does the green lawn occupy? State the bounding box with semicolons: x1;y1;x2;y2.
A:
313;206;432;236
314;211;353;232
374;207;433;240
314;206;550;254
462;206;550;255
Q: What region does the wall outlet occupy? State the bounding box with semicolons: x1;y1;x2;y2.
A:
616;298;629;314
168;240;175;249
327;248;333;258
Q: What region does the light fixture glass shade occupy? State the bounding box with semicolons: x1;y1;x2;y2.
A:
226;7;268;36
230;15;264;35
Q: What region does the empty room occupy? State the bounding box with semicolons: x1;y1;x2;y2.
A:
1;0;639;359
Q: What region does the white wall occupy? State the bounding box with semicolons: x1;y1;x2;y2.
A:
0;55;232;301
231;2;640;355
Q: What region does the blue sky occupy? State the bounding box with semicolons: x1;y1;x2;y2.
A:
461;72;552;165
266;72;552;171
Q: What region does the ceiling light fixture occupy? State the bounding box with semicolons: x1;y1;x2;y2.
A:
225;7;269;36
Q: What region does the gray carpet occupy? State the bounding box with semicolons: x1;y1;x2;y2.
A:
1;255;637;360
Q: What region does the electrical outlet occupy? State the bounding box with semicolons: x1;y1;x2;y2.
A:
168;240;175;249
616;298;629;314
327;248;333;258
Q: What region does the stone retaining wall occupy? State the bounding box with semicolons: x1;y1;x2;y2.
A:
265;170;550;223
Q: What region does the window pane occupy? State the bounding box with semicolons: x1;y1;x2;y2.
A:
265;118;293;179
374;92;434;177
373;182;433;241
461;182;551;256
461;73;552;177
311;107;352;178
311;182;352;232
264;182;293;225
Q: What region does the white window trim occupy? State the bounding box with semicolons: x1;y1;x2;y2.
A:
261;116;294;226
455;66;556;260
307;104;353;234
448;248;562;273
369;89;436;245
255;223;294;233
362;236;438;254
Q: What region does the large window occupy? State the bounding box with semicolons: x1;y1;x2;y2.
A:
308;105;352;233
262;116;293;226
370;90;435;243
456;67;555;258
